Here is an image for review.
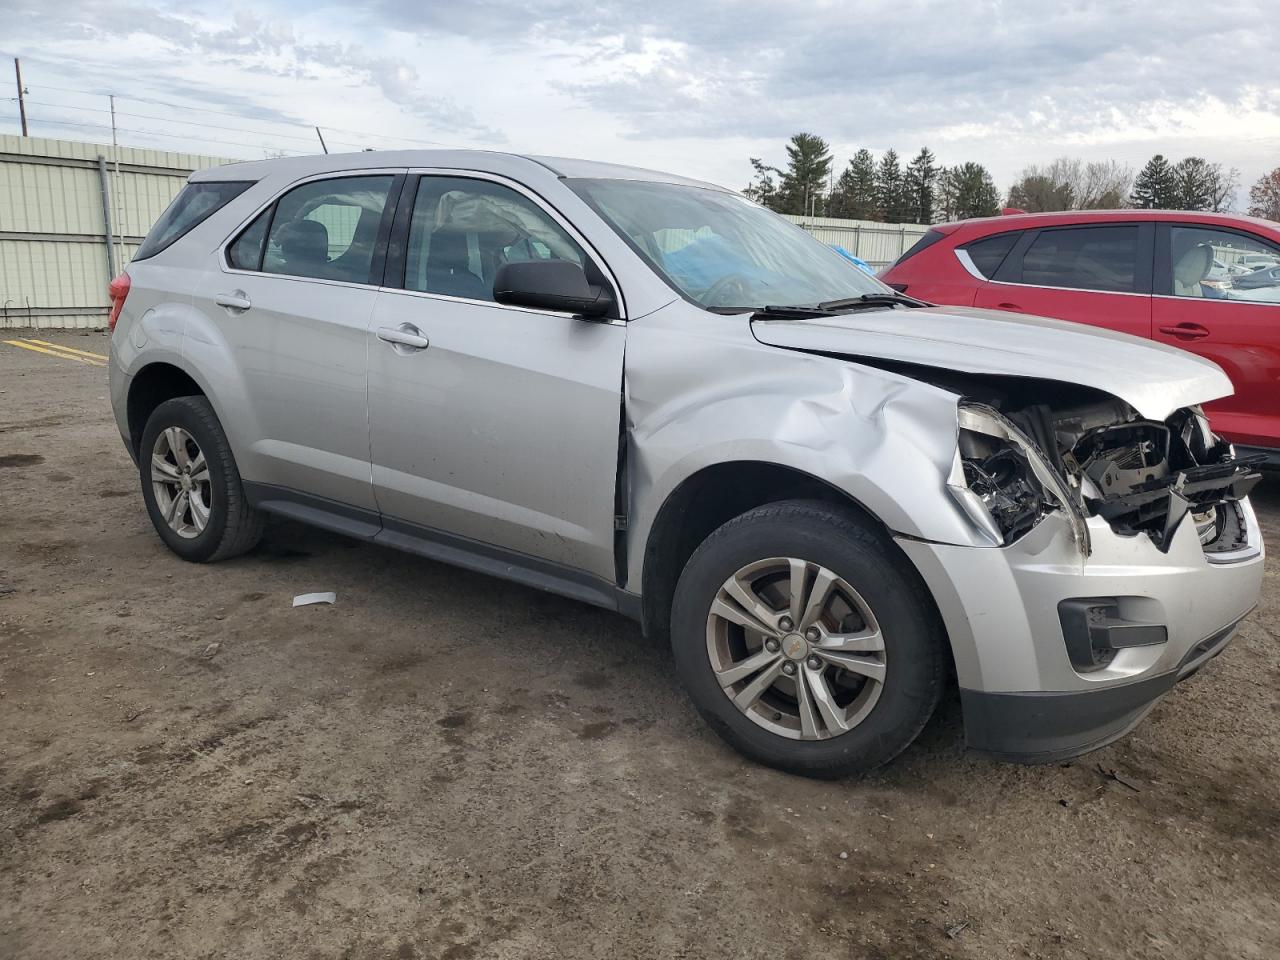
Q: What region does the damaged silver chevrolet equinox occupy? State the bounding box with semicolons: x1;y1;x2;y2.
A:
108;152;1265;777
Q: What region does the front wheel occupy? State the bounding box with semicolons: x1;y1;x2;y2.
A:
670;500;946;778
138;396;263;563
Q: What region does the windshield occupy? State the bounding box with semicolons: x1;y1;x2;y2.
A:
567;178;890;310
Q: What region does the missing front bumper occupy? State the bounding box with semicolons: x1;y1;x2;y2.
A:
960;618;1242;764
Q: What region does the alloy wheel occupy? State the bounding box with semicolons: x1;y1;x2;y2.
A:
705;557;887;740
150;426;211;539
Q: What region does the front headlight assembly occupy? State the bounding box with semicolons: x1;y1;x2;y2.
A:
948;403;1090;553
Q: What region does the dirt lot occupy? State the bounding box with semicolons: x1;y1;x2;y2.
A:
1;329;1277;960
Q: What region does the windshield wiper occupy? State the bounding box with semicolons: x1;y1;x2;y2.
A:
816;292;928;310
751;292;929;320
752;304;834;319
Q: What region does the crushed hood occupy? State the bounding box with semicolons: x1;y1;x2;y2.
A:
751;305;1232;420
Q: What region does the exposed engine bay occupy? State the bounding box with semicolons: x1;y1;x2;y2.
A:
951;379;1262;554
848;360;1264;555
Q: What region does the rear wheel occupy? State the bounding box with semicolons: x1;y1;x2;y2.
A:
670;500;946;778
138;396;263;562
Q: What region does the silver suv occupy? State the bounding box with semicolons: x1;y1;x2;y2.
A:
108;151;1265;777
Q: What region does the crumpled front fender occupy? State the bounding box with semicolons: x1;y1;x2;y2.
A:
623;305;989;591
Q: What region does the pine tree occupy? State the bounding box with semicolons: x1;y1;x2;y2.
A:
875;149;906;222
778;133;833;216
743;158;783;210
826;149;878;220
903;147;938;224
1130;155;1177;209
949;162;1000;219
1172;157;1216;211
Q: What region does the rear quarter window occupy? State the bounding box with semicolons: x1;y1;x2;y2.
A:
891;228;946;267
961;232;1020;278
134;181;253;261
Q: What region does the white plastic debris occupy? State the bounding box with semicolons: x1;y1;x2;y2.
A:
292;592;336;607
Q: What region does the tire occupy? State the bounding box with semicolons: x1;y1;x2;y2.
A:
670;499;946;778
138;396;264;563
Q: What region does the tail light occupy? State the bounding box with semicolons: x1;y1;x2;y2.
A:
108;272;131;331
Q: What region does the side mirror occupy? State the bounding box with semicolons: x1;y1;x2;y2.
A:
493;260;614;318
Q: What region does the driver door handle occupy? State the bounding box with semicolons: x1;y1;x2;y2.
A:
377;324;430;351
214;291;252;312
1158;322;1210;340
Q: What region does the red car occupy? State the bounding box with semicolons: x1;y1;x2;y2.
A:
881;210;1280;461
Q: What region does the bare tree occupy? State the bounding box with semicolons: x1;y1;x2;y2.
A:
1075;160;1133;209
1248;168;1280;221
1007;157;1131;211
1208;163;1240;212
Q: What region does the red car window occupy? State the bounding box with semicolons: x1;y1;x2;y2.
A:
1019;225;1141;294
961;232;1020;278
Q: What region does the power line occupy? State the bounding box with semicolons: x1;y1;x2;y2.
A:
25;81;462;149
22;99;329;144
16;113;314;155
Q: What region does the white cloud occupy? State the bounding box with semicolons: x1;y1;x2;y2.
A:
2;0;1277;199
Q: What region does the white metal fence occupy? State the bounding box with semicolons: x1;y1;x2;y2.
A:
783;215;931;267
1;135;930;329
0;135;230;329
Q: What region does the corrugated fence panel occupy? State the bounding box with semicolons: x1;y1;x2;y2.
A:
0;161;104;234
1;240;108;307
782;215;930;267
1;135;233;329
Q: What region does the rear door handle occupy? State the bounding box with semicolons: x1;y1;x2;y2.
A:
376;324;430;351
1158;323;1210;340
996;301;1021;310
214;291;252;312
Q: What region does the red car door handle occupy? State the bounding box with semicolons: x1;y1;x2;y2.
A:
1158;323;1210;340
997;302;1021;310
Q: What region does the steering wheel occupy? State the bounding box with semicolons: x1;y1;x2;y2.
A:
699;273;753;307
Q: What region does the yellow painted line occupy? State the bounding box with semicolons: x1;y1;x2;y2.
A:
25;338;109;361
2;339;106;366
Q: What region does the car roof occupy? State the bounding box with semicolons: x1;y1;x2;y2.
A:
940;208;1280;237
189;149;730;192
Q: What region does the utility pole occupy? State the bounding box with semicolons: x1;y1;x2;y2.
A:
315;126;328;154
14;58;29;136
109;95;126;269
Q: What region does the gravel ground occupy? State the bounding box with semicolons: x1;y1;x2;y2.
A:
1;329;1277;960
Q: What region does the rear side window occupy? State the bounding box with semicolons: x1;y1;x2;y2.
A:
1020;225;1140;294
891;229;946;267
228;176;395;284
962;232;1020;278
135;181;252;260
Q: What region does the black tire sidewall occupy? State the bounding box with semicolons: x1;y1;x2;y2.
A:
138;397;235;562
671;501;943;778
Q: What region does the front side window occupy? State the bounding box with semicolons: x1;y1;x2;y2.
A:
1169;226;1280;303
231;175;394;284
1019;225;1140;294
568;178;888;310
135;180;252;260
402;176;586;302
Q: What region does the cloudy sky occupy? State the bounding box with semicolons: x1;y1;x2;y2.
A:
3;0;1278;201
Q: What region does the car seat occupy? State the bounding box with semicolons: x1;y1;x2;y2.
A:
425;229;490;301
1172;237;1213;298
278;220;330;276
